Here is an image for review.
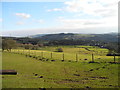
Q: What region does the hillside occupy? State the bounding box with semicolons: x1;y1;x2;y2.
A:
33;33;118;43
29;34;47;38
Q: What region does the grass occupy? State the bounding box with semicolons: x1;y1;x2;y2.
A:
11;45;118;63
2;51;119;88
38;45;109;55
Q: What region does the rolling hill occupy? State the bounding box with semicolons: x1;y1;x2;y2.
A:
33;33;118;43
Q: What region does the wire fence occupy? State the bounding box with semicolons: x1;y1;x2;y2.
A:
7;49;119;63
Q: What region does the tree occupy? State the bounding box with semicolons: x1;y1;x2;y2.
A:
2;39;17;51
38;43;44;47
105;43;118;53
24;44;33;49
31;45;39;50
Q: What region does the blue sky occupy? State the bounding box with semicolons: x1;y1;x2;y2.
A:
1;0;118;36
2;2;65;30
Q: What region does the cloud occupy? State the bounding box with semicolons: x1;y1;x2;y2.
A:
64;0;118;17
37;20;45;24
47;8;62;12
16;21;25;25
84;22;102;25
54;0;118;29
47;0;118;29
0;18;3;22
15;13;31;19
57;16;117;29
32;19;45;24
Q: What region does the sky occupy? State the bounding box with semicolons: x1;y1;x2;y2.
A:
1;0;119;37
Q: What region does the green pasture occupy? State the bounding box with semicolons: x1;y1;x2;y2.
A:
2;52;119;88
39;45;109;54
10;45;118;63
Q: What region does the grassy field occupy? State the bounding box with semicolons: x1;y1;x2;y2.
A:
2;50;119;88
11;45;118;63
39;45;108;54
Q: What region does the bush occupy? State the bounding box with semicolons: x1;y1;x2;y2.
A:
31;45;39;50
24;44;33;49
56;48;63;52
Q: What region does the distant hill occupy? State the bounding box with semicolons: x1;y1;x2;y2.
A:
34;33;94;40
29;34;47;38
2;33;118;44
33;33;118;43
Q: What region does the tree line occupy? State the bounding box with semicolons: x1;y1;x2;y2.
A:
2;37;119;55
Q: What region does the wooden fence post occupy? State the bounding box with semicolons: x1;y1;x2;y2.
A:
34;51;36;57
41;52;43;58
51;52;52;59
26;50;27;55
114;54;116;63
76;54;78;62
92;53;94;62
63;53;64;60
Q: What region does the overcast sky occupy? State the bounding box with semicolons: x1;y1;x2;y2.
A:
1;0;119;37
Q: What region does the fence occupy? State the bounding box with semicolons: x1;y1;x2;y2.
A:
9;49;118;63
